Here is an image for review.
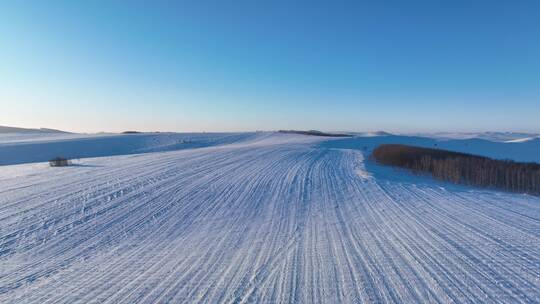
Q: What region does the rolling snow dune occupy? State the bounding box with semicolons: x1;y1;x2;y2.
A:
2;131;539;166
406;131;539;142
0;126;69;134
321;135;540;163
0;133;539;303
0;132;257;166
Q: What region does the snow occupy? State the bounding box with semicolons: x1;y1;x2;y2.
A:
406;131;540;142
0;132;539;303
0;132;258;166
2;131;539;166
506;137;537;143
321;134;540;163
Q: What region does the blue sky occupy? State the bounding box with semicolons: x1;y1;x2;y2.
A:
1;1;539;133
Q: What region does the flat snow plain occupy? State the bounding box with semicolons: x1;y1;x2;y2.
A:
0;132;539;303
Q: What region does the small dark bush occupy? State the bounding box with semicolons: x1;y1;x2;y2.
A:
373;144;540;195
49;157;70;167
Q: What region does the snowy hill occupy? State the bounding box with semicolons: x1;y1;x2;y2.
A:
1;130;539;166
321;134;540;163
0;125;69;134
0;132;258;166
0;132;538;303
409;131;540;142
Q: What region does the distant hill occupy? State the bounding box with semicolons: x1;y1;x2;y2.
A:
122;131;143;134
410;131;540;142
0;132;258;166
320;133;540;164
278;130;352;137
0;125;70;134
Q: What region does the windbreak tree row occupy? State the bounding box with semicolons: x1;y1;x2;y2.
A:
373;144;540;195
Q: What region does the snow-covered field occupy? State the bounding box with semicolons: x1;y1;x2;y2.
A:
0;132;539;303
0;132;257;166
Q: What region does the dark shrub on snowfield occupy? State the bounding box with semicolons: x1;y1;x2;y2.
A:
49;157;70;167
372;144;540;195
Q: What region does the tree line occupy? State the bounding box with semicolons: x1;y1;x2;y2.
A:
372;144;540;195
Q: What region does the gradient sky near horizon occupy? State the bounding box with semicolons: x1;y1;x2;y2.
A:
1;1;539;133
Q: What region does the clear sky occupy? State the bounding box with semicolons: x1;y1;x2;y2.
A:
1;1;539;133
